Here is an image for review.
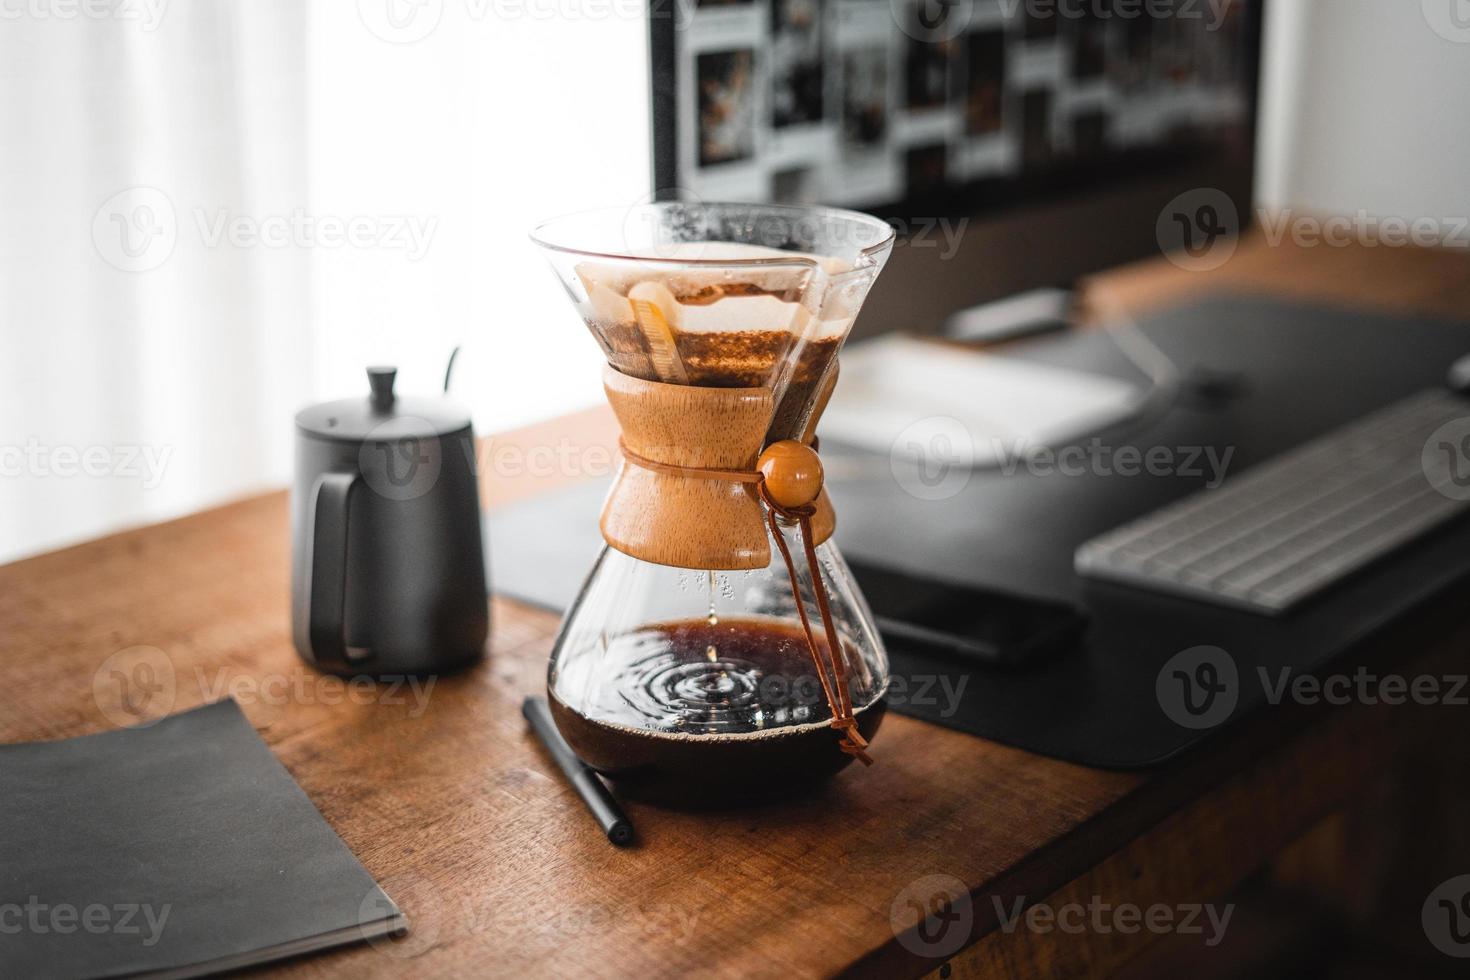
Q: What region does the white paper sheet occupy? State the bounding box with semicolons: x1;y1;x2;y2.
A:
822;335;1142;465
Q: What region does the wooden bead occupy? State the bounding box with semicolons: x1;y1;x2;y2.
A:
758;440;823;509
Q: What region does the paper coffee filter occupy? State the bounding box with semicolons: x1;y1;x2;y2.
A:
625;281;809;335
573;243;851;309
585;281;635;326
626;282;689;385
551;223;885;392
574;247;855;334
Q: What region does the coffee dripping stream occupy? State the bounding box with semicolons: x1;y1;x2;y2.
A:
533;204;895;805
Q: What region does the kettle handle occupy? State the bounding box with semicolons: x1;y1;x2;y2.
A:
306;472;361;670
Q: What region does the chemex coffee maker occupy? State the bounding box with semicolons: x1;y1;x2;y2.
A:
532;202;896;805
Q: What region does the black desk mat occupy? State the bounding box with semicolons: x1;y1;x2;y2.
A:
486;294;1470;769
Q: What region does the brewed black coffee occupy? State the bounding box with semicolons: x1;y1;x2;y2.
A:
549;617;885;804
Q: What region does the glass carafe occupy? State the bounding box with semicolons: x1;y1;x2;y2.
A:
531;203;895;805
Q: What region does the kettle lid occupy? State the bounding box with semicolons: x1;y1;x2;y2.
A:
295;367;473;441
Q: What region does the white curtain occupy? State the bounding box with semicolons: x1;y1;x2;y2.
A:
1;0;648;563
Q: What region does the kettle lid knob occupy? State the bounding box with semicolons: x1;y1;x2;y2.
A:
297;363;469;440
367;366;397;411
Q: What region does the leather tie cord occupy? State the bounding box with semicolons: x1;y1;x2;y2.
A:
617;438;873;765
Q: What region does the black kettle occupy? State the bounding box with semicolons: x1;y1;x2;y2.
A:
291;367;488;676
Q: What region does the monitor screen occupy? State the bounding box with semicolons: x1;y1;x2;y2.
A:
650;0;1261;217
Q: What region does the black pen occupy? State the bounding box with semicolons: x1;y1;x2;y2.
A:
521;696;635;847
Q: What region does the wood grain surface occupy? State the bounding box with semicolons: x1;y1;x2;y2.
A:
3;235;1469;978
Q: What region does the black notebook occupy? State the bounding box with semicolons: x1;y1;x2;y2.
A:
0;699;404;979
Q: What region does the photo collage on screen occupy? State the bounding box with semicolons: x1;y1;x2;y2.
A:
673;0;1254;208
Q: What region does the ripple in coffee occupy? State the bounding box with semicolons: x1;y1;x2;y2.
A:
550;617;886;805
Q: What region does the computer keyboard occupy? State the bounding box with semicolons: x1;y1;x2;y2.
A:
1075;389;1470;614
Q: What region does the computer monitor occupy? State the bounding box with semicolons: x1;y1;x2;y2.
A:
648;0;1264;337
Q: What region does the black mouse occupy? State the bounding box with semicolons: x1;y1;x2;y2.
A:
1448;354;1470;395
1181;365;1248;407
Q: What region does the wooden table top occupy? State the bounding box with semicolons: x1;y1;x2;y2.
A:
4;235;1469;979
